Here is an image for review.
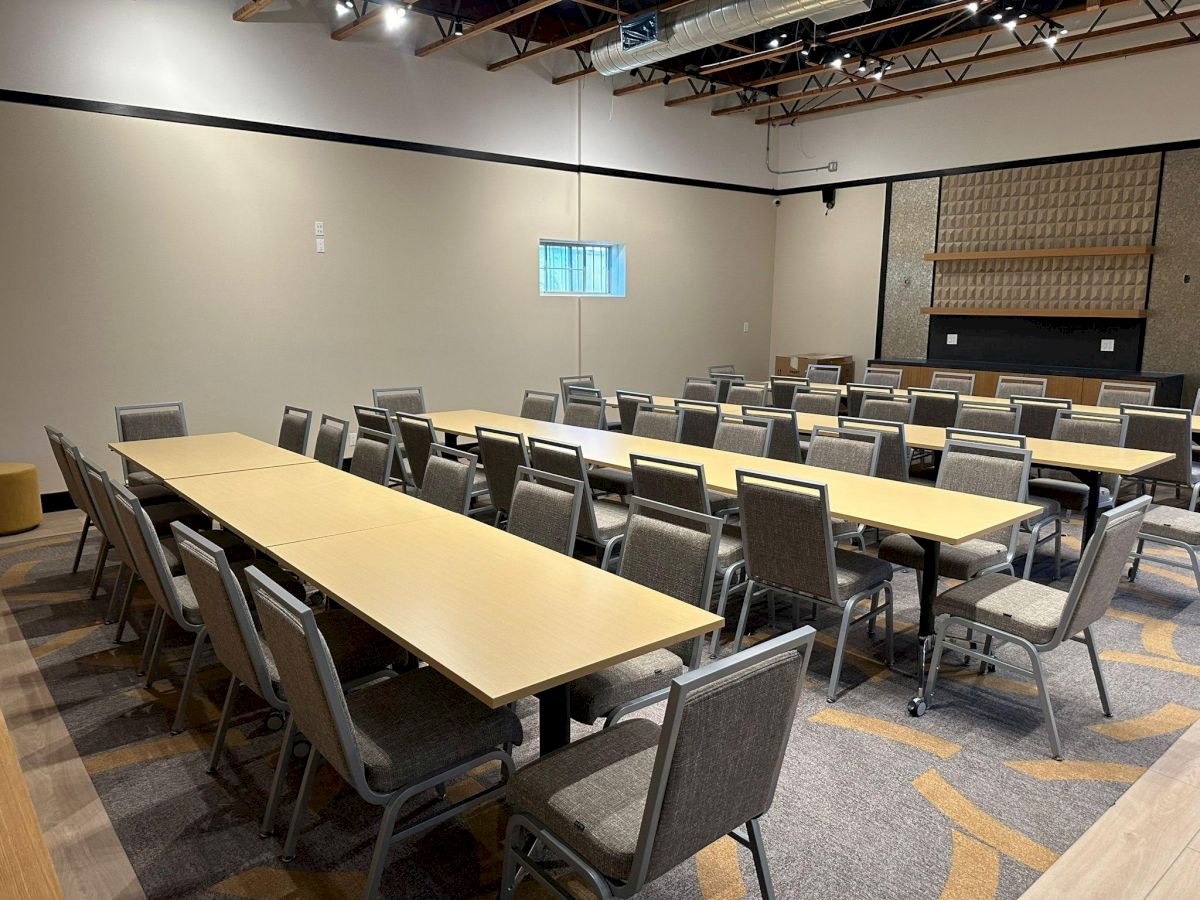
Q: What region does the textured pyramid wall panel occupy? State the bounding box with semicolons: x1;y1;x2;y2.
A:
933;153;1161;311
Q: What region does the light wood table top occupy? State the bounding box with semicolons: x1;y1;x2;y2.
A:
429;410;1042;545
109;432;316;480
271;517;722;707
167;462;448;548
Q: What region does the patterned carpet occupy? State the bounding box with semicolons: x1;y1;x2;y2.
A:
3;505;1200;900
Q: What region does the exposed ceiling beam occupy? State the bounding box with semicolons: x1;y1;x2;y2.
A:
613;74;673;94
331;6;384;40
417;0;562;56
233;0;274;21
553;66;597;83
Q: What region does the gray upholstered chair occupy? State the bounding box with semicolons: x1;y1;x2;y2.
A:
846;383;893;418
172;523;400;836
711;373;745;404
354;405;410;491
955;400;1022;434
614;390;653;434
713;413;773;457
862;366;904;388
790;385;841;416
506;467;584;556
114;401;188;487
45;427;106;582
734;471;893;701
559;375;596;408
805;364;841;384
708;363;737;377
929;371;975;394
879;439;1031;595
632;403;684;442
838;417;909;482
278;406;313;454
372;385;426;415
804;425;881;550
1013;396;1072;440
995;375;1047;399
420;445;483;516
1129;477;1200;593
475;426;529;524
568;497;722;727
313;414;350;468
502;627;816;900
1028;410;1128;517
248;567;521;900
519;389;559;422
1097;380;1154;408
563;390;608;430
395;412;438;492
769;375;808;409
927;496;1151;759
528;437;629;569
743;406;802;463
349;427;396;486
682;377;720;402
726;382;768;407
674;399;721;447
1120;404;1195;498
909;387;960;428
859;395;915;424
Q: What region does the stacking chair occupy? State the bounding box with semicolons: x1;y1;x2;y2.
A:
839;417;909;482
708;413;773;516
115;401;187;486
372;385;426;415
769;375;808;409
519;389;559;423
313;414;350;468
712;373;746;404
859;394;915;424
354;405;410;491
726;381;768;407
506;467;584;555
880;439;1031;595
475;426;529;524
1129;479;1200;593
790;385;841;416
846;383;893;418
744;406;801;463
614;390;652;434
674;399;721;447
562;390;608;430
528;438;629;569
349;427;396;486
862;366;904;388
632;403;684;442
909;387;960;428
395;412;438;493
995;375;1047;399
929;371;975;394
805;363;841;384
1028;410;1127;518
708;364;737;377
560;375;596;408
681;377;719;402
1013;396;1072;440
278;406;313;454
248;568;522;900
1097;380;1154;408
955;400;1022;434
420;445;483;516
927;496;1151;759
733;472;893;700
172;524;401;836
568;497;721;727
804;425;881;551
45;427;103;578
1121;404;1195;498
501;628;815;900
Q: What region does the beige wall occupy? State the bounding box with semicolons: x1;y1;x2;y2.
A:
770;186;887;382
0;100;775;492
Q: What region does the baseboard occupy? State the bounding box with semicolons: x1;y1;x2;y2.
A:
40;492;76;514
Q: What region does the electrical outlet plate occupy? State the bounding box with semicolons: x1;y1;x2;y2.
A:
743;322;750;333
1100;339;1115;352
316;238;326;253
314;221;324;236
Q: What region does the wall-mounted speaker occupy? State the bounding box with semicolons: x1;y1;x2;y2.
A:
821;186;836;212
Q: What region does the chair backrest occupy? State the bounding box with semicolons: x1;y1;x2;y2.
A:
562;391;607;430
354;404;408;488
108;481;187;625
846;383;893;418
519;390;559;423
955;400;1022;434
506;466;584;555
114;402;187;482
395;412;437;489
674;399;720;448
1050;409;1128;496
838;417;908;481
944;428;1026;451
681;378;719;402
805;364;841;384
743;406;801;463
278;405;313;454
420;445;478;515
313;414;350;468
805;425;881;476
173;522;281;707
372;386;426;416
1097;380;1155;408
1193;388;1200;416
475;426;529;515
630;627;815;888
1056;496;1152;643
615;391;653;434
708;364;737;377
1013;396;1072;440
527;438;602;541
929;371;975;394
632;404;684;442
713;414;773;458
725;382;767;407
559;375;596;407
859;395;915;424
1120;404;1194;486
769;376;808;409
790;385;841;416
909;387;960;428
936;439;1031;548
76;450;135;565
995;375;1047;399
348;427;395;485
44;428;92;518
630;455;711;520
711;373;745;404
246;568;369;796
862;367;903;388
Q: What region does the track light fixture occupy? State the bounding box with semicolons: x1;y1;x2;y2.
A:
768;37;780;48
385;1;406;28
451;18;465;36
966;1;979;11
337;0;354;14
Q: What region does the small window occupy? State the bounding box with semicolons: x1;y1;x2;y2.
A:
539;240;626;297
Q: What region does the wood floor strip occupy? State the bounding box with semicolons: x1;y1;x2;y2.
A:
0;706;63;899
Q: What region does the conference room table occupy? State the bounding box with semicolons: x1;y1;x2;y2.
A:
109;433;721;755
428;409;1042;716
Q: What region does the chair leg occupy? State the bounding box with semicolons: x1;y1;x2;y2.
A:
1129;538;1144;582
1053;519;1062;582
710;565;742;657
925;617;952;705
281;748;323;863
1081;626;1112;718
732;580;757;655
883;584;895;668
745;818;775;900
827;597;861;703
71;516;91;573
977;636;993;676
1025;645;1063;760
171;628;209;734
261;714;299;838
114;573;141;644
139;607;165;678
208;676;239;773
1188;545;1200;595
88;541;110;601
104;563;128;624
362;795;406;900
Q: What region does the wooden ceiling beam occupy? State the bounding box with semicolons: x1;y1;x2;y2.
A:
552;66;597;83
233;0;274;21
417;0;562;57
331;6;384;40
613;74;672;94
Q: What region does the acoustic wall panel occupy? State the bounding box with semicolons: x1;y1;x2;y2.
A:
880;178;938;359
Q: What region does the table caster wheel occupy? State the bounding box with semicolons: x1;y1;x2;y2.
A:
292;738;311;759
264;711;285;732
907;697;927;717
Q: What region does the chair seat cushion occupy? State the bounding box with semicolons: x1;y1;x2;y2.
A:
588;467;633;496
833;549;893;601
347;667;523;793
261;608;403;690
173;559;303;626
1027;478;1111;513
878;534;1008;580
1140;505;1200;546
160;530;252;576
717;531;743;570
569;649;684;725
831;518;861;539
708;490;737;513
934;572;1067;644
147;501;211;535
1025;495;1061;528
129;483;178;504
509;718;660;880
592;499;630;542
127;470;164;488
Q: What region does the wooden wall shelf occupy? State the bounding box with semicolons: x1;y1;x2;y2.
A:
919;307;1149;318
923;245;1155;262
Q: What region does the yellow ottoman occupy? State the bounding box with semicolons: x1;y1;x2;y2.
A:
0;463;42;536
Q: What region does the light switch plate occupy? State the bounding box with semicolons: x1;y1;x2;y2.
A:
1100;339;1115;352
743;322;750;333
946;333;958;346
316;238;326;253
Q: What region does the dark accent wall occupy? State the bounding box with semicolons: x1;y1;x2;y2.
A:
926;316;1144;371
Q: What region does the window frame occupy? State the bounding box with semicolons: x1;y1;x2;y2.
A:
538;239;627;298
